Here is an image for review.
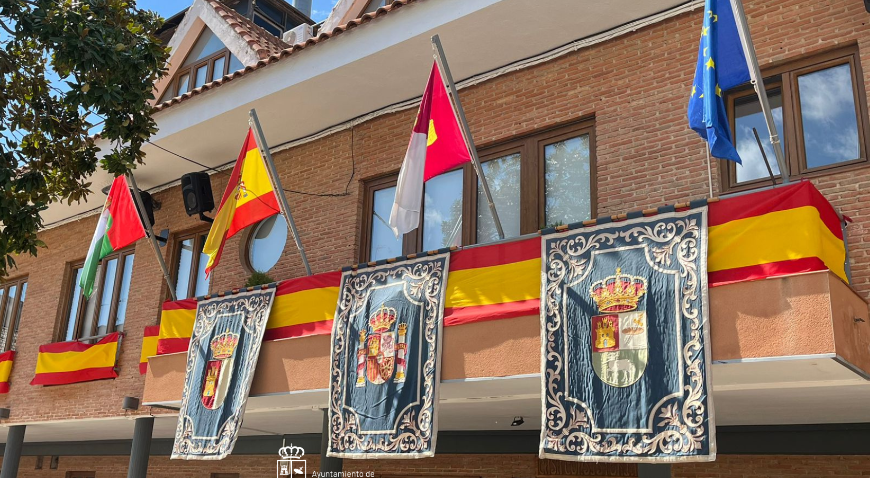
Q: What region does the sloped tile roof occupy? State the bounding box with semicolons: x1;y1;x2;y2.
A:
154;0;417;112
206;0;291;59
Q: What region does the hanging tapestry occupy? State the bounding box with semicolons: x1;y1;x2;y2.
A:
171;287;276;460
327;254;449;459
540;208;715;462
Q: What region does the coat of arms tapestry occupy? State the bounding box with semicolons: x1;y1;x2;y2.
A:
171;287;276;460
327;254;449;459
540;208;714;462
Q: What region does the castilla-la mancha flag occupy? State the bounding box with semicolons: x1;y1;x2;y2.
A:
81;175;146;298
203;129;280;276
390;61;471;237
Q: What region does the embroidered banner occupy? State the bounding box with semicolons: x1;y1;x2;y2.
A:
540;208;714;462
327;254;449;459
171;288;276;460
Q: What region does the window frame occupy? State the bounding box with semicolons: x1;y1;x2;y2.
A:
0;276;27;353
358;119;597;262
162;28;233;100
721;46;870;193
169;228;211;300
58;248;135;342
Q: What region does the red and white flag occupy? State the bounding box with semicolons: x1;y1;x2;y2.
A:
390;61;471;237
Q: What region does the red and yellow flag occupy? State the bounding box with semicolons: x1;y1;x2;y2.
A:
0;351;15;393
203;128;280;276
139;325;160;375
30;333;120;386
390;61;471;236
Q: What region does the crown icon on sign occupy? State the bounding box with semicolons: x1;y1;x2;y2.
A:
590;268;647;312
210;329;240;360
369;305;398;333
278;444;305;459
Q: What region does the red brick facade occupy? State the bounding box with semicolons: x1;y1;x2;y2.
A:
0;0;868;475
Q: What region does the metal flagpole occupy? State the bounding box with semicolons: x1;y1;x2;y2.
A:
431;34;505;240
704;146;714;197
126;173;177;300
248;109;313;276
730;0;789;185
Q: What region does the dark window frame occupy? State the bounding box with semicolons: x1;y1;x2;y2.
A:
57;248;134;342
721;45;870;193
359;119;597;262
0;276;27;353
169;227;211;300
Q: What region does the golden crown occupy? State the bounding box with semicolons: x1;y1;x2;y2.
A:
590;268;647;312
369;305;397;333
210;329;240;360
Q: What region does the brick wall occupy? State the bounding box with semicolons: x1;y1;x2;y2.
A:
3;0;870;425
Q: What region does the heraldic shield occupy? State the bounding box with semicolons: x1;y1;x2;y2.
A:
540;207;715;462
172;287;276;460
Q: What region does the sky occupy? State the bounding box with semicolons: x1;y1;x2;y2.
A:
137;0;338;23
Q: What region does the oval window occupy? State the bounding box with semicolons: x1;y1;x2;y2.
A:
248;215;287;273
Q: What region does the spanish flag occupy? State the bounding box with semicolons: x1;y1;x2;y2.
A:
30;333;121;386
203;129;280;276
0;351;15;393
139;325;160;374
390;61;471;236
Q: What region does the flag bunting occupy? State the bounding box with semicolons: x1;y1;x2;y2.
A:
139;325;160;375
0;351;15;393
30;333;121;386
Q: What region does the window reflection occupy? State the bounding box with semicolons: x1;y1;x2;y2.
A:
249;215;287;273
733;90;784;183
0;285;16;352
175;238;194;300
423;169;463;251
798;64;861;169
477;153;521;243
195;233;210;297
10;283;25;351
545;134;592;226
96;258;119;335
370;187;402;261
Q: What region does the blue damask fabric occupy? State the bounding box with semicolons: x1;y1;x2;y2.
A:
540;209;715;462
172;288;276;460
327;254;449;458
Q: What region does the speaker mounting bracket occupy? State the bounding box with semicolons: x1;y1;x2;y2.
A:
198;212;214;224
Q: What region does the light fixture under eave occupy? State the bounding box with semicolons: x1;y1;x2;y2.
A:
510;416;524;427
122;396;140;411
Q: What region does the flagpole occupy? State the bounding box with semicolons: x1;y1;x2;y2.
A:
729;0;789;184
126;173;177;301
704;146;714;197
248;109;313;276
431;34;505;241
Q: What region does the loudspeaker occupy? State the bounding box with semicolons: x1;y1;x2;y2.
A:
866;0;870;12
181;172;214;216
134;189;156;227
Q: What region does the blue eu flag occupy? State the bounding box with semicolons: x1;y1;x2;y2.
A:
688;0;751;163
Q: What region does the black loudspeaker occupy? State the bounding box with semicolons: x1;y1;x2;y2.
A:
133;189;156;227
181;172;214;216
866;0;870;12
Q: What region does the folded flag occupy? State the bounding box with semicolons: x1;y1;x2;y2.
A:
0;351;15;393
139;325;160;375
81;176;146;298
687;0;750;163
31;333;121;386
390;61;471;237
203;128;280;276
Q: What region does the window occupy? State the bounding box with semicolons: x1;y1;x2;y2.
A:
171;230;211;300
159;28;239;102
247;215;287;273
364;0;389;13
723;46;870;191
59;249;135;342
0;277;27;353
359;120;596;261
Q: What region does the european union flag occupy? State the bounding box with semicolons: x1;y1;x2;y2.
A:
688;0;751;163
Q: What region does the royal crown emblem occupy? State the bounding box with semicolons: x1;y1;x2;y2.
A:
210;329;240;360
590;268;647;313
278;444;305;460
369;305;398;332
277;444;306;476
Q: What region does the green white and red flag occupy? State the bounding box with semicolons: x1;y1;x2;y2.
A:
80;175;146;298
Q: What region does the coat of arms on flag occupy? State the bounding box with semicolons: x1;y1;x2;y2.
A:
172;287;276;460
327;254;449;459
539;208;714;462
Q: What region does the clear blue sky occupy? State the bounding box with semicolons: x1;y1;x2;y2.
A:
138;0;337;22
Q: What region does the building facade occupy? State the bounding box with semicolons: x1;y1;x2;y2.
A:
0;0;868;476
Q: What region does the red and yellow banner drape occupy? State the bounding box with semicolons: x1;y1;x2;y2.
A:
153;181;847;355
30;333;121;386
139;326;159;375
0;351;15;393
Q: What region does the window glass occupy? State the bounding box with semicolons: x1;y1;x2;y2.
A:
0;285;17;352
423;169;463;251
365;0;387;13
114;254;134;332
194;64;208;89
477;153;521;243
65;268;84;341
544;134;592;226
182;28;225;67
96;258;119;336
10;283;25;351
229;55;244;74
733;90;784;183
212;56;226;81
249;215;287;272
370;186;402;261
797;63;861;169
253;14;282;36
195;233;211;297
177;73;190;96
174;238;194;300
256;1;284;24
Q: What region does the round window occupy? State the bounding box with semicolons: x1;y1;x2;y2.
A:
248;215;287;273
